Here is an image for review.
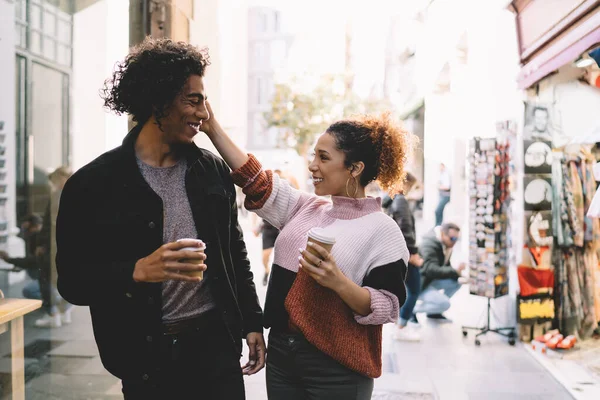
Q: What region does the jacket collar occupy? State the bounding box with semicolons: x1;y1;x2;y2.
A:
121;124;203;167
118;124;207;189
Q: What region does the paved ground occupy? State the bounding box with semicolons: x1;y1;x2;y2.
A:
0;215;574;399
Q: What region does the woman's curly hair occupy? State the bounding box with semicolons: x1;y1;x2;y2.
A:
326;112;417;195
101;37;210;125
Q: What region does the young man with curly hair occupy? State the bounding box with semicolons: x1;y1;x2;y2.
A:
55;38;265;399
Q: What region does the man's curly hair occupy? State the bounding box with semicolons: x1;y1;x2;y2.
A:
101;37;210;125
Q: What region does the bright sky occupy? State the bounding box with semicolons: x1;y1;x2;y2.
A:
246;0;425;97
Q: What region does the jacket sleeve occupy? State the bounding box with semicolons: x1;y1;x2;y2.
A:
231;154;308;231
419;240;458;281
56;176;140;307
225;172;263;335
391;197;417;255
6;256;38;271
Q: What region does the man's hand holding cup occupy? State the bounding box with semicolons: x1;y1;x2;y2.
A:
133;239;207;283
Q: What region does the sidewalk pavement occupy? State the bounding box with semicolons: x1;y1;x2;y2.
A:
0;215;572;399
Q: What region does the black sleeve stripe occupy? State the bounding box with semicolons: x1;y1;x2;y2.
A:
362;259;408;307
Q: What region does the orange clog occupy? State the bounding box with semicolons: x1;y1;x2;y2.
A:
546;334;564;349
535;329;559;343
557;335;577;350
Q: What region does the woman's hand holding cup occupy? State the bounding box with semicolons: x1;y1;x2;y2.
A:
298;228;344;291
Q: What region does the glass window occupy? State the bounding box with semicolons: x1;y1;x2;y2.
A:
260;13;268;33
57;18;71;44
15;24;26;48
57;44;70;66
15;0;27;21
257;77;263;104
31;4;42;30
44;10;57;36
16;0;73;63
271;40;286;67
274;11;280;32
31;31;42;54
43;37;57;61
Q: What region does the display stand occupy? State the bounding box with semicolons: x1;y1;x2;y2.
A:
464;135;516;346
462;297;516;346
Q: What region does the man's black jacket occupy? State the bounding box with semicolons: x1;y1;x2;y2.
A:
382;194;417;255
419;230;459;290
56;126;263;382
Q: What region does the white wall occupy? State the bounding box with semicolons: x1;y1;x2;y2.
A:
1;0;26;283
0;0;17;234
71;0;129;171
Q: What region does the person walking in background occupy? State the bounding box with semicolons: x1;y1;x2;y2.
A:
0;214;44;300
35;167;74;328
203;105;411;399
435;163;451;226
255;218;280;286
383;172;425;341
415;222;465;321
262;220;278;286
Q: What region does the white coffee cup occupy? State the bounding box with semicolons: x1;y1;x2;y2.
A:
305;228;336;263
177;238;206;279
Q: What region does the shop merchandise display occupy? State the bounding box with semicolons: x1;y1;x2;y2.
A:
467;137;510;298
519;111;556;328
524;140;553;174
463;134;516;346
552;146;600;339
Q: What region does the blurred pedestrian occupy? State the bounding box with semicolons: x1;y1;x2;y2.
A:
435;163;451;226
205;108;411;399
35;166;75;328
383;172;424;341
415;222;465;320
0;214;44;299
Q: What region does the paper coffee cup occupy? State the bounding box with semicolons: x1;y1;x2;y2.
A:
177;239;206;279
305;228;335;264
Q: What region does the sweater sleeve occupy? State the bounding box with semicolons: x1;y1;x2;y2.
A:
355;259;407;325
353;216;409;325
230;154;308;230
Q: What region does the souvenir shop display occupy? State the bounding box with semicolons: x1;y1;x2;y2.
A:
518;106;556;330
524;140;553;174
462;135;516;346
467;137;510;299
552;146;600;339
524;176;552;211
525;211;553;247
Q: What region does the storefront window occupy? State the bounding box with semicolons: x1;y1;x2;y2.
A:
16;0;73;67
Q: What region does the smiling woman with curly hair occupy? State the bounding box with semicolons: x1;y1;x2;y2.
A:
199;101;416;398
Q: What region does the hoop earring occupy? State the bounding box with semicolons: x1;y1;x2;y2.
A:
345;176;359;198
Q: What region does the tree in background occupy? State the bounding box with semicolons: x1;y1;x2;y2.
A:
263;74;392;156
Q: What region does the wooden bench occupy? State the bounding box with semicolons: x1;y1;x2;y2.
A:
0;298;42;400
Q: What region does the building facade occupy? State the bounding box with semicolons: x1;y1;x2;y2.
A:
247;6;291;150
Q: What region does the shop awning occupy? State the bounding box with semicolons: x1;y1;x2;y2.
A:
512;1;600;89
